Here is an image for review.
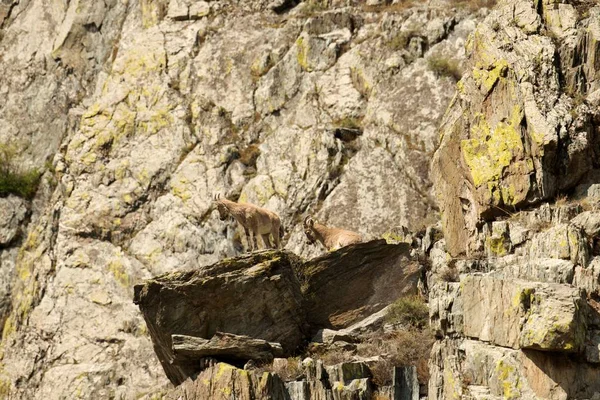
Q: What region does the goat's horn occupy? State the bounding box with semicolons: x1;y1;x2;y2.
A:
304;216;313;226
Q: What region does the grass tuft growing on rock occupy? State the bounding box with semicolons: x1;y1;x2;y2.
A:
385;295;429;328
427;56;463;81
0;143;41;199
357;328;434;386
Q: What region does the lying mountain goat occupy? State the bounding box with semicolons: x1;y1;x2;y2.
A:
303;216;362;251
214;194;283;251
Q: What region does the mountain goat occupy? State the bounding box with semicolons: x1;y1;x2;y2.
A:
214;194;283;251
303;216;362;251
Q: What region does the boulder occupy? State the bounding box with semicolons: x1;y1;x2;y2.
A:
461;274;587;352
171;332;283;363
134;250;308;384
571;211;600;237
297;240;418;329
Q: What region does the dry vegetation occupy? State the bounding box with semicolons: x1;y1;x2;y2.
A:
0;142;41;199
439;266;460;282
427;56;463;81
385;296;429;328
301;295;434;389
357;328;434;386
361;1;415;13
450;0;497;11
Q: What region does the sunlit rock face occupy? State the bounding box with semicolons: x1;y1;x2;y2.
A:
0;0;480;397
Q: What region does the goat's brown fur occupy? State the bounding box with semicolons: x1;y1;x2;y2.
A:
214;194;282;251
303;216;361;250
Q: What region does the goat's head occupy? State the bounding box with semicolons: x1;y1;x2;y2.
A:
213;194;229;221
303;216;317;244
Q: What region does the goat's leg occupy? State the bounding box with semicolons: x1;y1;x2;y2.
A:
244;227;252;252
252;231;259;251
273;226;281;249
261;234;272;249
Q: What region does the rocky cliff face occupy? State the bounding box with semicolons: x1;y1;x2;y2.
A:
0;0;481;398
429;0;600;398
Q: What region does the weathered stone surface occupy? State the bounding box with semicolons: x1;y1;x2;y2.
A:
134;250;307;384
571;211;600;237
312;329;358;345
0;0;483;397
459;339;600;400
462;275;587;352
393;366;419;400
495;255;575;284
573;256;600;295
339;304;392;337
432;0;600;256
332;378;371;400
297;240;419;329
171;332;283;363
526;223;589;266
429;282;463;337
428;339;464;400
0;195;27;245
585;330;600;364
326;362;371;385
165;362;288;400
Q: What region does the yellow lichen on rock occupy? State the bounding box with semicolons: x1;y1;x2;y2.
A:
296;36;309;71
472;59;509;93
108;259;130;287
461;105;525;187
495;360;521;399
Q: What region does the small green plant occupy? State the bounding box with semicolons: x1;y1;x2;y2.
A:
427;56;463;81
385;295;429;328
0;143;41;199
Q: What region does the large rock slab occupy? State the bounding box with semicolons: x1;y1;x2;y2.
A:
134;250;307;385
460;340;600;400
171;332;283;363
462;274;587;352
296;239;418;329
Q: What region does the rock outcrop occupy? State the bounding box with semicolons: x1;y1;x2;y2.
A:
428;0;600;398
134;250;307;384
432;0;600;257
134;240;418;387
0;0;483;397
298;240;418;329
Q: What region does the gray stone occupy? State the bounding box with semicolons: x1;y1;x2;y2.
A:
0;195;27;245
462;274;587;352
571;211;600;237
171;332;283;362
393;365;419;400
326;362;371;385
312;329;358;345
134;251;308;385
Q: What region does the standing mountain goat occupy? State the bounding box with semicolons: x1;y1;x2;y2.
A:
303;216;362;251
214;194;283;251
